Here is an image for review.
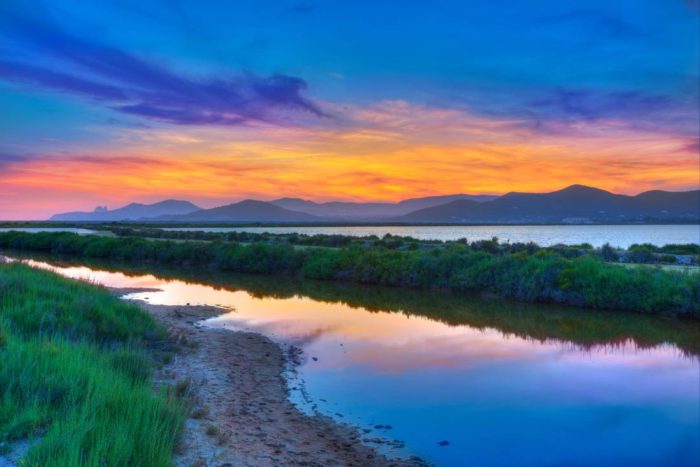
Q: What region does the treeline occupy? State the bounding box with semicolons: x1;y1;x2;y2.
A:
0;261;184;465
0;231;698;315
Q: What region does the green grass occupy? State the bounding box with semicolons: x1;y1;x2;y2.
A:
0;231;698;315
0;261;184;466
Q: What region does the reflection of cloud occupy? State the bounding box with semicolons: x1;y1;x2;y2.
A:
340;333;549;374
212;316;338;347
20;257;698;376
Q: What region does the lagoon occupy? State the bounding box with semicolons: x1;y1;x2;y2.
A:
9;254;699;467
164;224;700;248
0;227;98;234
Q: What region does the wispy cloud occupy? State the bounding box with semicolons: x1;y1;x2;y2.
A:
503;87;699;138
0;152;30;169
288;3;316;14
536;10;646;40
0;6;327;126
683;0;700;13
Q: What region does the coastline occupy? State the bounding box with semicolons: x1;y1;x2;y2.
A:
116;291;426;466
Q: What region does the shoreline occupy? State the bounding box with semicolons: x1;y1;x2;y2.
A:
116;291;426;466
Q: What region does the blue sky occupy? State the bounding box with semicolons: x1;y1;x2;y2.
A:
0;0;698;218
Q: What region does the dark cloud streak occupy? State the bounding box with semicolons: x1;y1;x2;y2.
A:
529;89;672;122
0;9;327;126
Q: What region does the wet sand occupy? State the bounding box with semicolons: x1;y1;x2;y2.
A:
118;291;426;466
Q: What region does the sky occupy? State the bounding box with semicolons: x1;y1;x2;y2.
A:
0;0;698;219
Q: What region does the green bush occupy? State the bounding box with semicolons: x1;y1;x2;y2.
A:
1;231;698;316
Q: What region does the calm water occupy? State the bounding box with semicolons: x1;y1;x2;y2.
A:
0;227;98;234
10;256;700;466
165;224;700;248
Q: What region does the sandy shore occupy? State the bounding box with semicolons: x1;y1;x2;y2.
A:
118;291;427;466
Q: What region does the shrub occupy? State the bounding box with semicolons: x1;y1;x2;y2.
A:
1;232;697;316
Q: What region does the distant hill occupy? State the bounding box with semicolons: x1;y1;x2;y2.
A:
50;200;200;221
396;193;497;212
161;200;321;222
48;186;699;224
396;185;700;223
270;194;496;219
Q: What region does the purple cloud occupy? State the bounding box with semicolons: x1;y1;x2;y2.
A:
0;153;31;169
0;10;327;126
529;89;671;121
522;88;699;137
0;61;126;100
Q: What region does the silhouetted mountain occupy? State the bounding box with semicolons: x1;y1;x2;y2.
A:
161;200;320;222
49;186;699;223
50;200;200;221
397;194;497;211
271;194;495;219
396;185;700;223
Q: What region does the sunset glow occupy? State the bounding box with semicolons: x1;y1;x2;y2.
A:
1;1;698;219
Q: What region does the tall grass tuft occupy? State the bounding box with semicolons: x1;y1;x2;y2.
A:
0;262;184;466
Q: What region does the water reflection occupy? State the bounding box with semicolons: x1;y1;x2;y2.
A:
4;252;699;466
8;251;698;356
0;227;98;234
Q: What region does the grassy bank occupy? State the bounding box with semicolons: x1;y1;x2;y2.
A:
1;231;698;315
0;261;184;466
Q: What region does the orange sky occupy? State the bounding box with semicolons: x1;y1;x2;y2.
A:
1;100;697;219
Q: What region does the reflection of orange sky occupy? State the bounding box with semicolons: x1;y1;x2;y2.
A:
25;259;690;374
2;100;698;219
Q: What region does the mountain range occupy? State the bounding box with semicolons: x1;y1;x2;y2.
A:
50;200;200;221
270;193;497;219
397;185;699;223
49;185;700;224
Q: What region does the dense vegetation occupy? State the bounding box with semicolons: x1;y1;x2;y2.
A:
0;261;184;466
107;226;700;264
1;231;698;315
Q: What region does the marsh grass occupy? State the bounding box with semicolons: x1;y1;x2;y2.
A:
0;262;184;466
0;231;698;315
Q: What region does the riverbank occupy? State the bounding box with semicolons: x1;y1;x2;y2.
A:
0;231;698;315
0;262;183;466
0;262;423;465
133;296;424;466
